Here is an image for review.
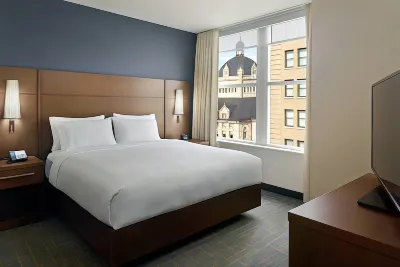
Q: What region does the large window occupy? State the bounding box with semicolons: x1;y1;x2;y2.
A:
298;48;307;67
218;10;307;150
298;110;306;128
285;109;294;127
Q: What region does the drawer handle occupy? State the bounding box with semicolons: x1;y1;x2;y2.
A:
0;173;35;180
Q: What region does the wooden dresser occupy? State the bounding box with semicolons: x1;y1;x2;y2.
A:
289;174;400;267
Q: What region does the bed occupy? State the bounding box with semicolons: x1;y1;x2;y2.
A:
45;141;261;266
38;69;262;267
47;140;261;230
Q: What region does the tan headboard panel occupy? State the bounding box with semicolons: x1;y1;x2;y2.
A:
0;67;39;157
165;80;191;139
39;70;165;158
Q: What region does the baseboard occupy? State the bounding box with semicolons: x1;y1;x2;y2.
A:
261;183;303;200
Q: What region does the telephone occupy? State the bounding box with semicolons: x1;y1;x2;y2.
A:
8;150;28;163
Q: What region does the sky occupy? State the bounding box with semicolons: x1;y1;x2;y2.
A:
218;47;257;70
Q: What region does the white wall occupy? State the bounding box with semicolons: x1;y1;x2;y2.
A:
218;141;304;192
309;0;400;198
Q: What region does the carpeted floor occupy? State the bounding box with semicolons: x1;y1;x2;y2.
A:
0;191;302;267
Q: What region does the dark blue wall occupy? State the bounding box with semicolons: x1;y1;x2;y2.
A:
0;0;197;83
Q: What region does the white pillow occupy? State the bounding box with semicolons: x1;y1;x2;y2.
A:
49;115;105;152
113;113;156;120
58;118;116;151
112;117;160;144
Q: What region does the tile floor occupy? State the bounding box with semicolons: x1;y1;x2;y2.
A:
0;191;302;267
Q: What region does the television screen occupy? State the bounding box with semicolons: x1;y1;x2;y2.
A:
372;70;400;212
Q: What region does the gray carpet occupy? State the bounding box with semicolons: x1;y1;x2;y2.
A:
0;191;302;267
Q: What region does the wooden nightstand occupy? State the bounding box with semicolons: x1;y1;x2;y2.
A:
0;156;45;230
188;139;210;146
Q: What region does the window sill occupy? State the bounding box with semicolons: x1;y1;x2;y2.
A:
217;139;304;154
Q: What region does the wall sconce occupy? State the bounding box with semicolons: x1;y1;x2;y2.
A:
3;80;21;133
174;89;184;123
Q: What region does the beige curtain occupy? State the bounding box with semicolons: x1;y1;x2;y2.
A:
303;4;312;202
192;30;219;146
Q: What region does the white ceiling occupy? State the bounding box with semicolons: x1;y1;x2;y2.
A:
65;0;310;33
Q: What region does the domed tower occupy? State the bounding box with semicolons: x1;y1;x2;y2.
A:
218;36;257;78
236;36;244;57
236;36;245;75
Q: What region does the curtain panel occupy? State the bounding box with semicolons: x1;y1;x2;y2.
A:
192;30;219;146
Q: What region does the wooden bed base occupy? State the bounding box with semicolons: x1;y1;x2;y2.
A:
48;183;261;267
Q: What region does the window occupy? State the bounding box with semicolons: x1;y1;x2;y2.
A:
298;48;307;67
298;79;306;97
285;109;294;127
298;110;306;128
218;12;307;149
285;80;294;97
285;139;294;146
297;140;305;148
285;50;294;68
222;113;226;119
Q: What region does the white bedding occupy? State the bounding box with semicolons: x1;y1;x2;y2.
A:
48;140;262;230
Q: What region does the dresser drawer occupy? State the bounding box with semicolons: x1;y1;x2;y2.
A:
0;166;44;190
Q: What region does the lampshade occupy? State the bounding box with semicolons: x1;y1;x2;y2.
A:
174;89;184;115
4;80;21;119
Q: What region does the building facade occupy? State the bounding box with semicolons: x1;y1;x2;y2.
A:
217;38;307;147
270;38;307;147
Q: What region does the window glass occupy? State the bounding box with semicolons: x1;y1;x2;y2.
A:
298;81;307;97
298;48;307;67
285;139;294;146
297;140;305;148
298;110;306;128
285;109;294;127
218;16;307;150
285;50;294;68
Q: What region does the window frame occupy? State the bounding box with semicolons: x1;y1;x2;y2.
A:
298;48;307;67
285;50;294;68
297;140;305;148
285;139;294;146
298;79;306;97
217;9;307;152
285;109;294;127
285;80;294;97
297;110;306;128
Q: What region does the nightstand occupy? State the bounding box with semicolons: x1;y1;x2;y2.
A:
0;156;45;230
188;139;210;146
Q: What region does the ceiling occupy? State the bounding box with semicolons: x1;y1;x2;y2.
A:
65;0;310;33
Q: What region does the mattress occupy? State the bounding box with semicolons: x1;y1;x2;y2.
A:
48;140;262;230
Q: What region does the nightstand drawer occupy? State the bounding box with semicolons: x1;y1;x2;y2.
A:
0;167;44;190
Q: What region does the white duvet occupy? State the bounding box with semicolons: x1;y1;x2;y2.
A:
49;140;262;230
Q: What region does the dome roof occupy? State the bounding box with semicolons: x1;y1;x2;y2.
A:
219;56;257;77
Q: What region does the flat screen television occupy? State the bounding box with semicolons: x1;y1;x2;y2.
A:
368;70;400;213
